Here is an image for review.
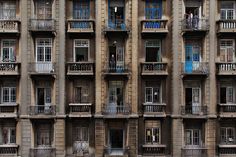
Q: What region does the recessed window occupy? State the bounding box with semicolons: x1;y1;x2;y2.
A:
220;127;235;144
145;0;162;19
145;40;161;62
35;123;53;146
185;129;201;146
73;0;90;19
145;120;161;144
1;40;16;62
0;0;16;19
74;39;89;62
220;40;235;62
220;1;235;20
35;0;52;19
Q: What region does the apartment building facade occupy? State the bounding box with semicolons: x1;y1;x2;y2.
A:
0;0;235;157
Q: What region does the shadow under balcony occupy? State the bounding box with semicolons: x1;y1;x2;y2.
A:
67;19;94;37
181;18;209;36
142;144;166;157
141;19;168;38
68;103;92;118
104;146;129;157
181;62;209;78
29;19;56;35
141;62;168;76
143;103;166;118
181;147;207;157
102;104;131;118
29;62;55;77
218;144;236;157
216;63;236;75
28;105;56;118
0;62;20;76
0;19;20;34
0;144;18;157
67;62;94;76
181;105;208;118
30;147;56;157
217;20;236;35
218;103;236;118
0;103;18;118
103;19;130;36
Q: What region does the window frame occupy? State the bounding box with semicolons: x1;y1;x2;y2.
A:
35;123;53;146
220;1;236;20
34;0;52;19
1;39;16;62
145;40;162;62
185;129;201;146
73;126;89;142
73;39;89;62
36;38;52;62
36;87;51;105
145;0;162;19
220;127;235;144
145;120;161;144
1;87;16;103
145;86;161;103
220;39;235;62
0;0;16;19
73;0;90;19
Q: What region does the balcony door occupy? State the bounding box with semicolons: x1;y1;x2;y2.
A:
185;42;201;73
109;129;123;153
109;81;124;108
0;0;16;19
108;0;125;28
220;1;235;20
185;87;201;114
109;45;124;71
145;0;162;19
74;39;89;62
35;0;52;19
36;87;51;112
73;0;90;19
220;86;234;104
220;40;235;62
1;40;16;62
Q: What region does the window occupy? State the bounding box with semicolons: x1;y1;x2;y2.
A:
145;87;161;103
73;127;88;142
0;1;16;19
74;86;89;103
74;40;89;62
220;1;235;20
185;129;201;146
220;40;235;62
36;38;52;62
73;0;90;19
1;87;16;103
145;0;162;19
1;40;16;62
145;121;160;144
35;0;52;19
36;87;51;105
220;127;235;144
36;124;52;146
145;40;161;62
220;86;234;104
108;0;125;26
0;126;16;144
108;81;124;106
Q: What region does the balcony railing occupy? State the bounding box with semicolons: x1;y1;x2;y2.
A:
181;105;208;115
216;63;236;75
102;104;131;115
182;18;209;31
0;62;20;75
218;104;236;114
67;62;94;75
0;145;18;155
141;62;168;75
29;105;56;116
29;62;55;74
73;141;89;155
0;19;20;33
217;20;236;33
0;103;18;118
69;103;92;117
182;147;207;157
104;19;128;32
142;144;166;156
141;19;168;33
67;19;94;33
219;145;236;156
143;103;166;116
104;147;129;156
182;62;209;75
30;147;56;157
29;19;56;32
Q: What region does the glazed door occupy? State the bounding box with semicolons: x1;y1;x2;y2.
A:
192;88;200;114
185;45;193;73
116;47;124;72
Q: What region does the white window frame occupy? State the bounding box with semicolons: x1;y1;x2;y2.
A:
145;120;161;144
220;39;235;62
0;0;16;19
220;1;236;20
185;129;201;146
0;127;16;144
220;86;234;104
73;39;89;62
36;38;52;62
220;127;235;144
35;0;52;19
1;39;16;62
1;87;16;103
145;40;161;62
145;86;161;103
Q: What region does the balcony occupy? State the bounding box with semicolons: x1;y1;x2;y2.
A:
67;19;94;34
29;19;56;33
104;146;129;157
30;147;56;157
141;19;168;37
181;105;208;118
0;144;18;156
181;62;209;77
218;145;236;157
0;62;20;75
104;19;129;36
28;105;56;117
102;104;131;118
216;63;236;75
29;62;55;76
68;103;92;118
182;18;209;35
142;144;166;156
67;62;94;76
72;141;89;156
141;62;168;76
143;103;166;117
103;64;130;78
218;104;236;117
181;147;207;157
0;103;18;118
217;20;236;34
0;19;20;34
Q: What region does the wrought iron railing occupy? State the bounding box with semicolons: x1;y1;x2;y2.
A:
69;103;91;114
67;62;94;75
141;62;168;75
67;19;94;32
0;20;20;33
182;62;209;74
0;103;18;114
182;147;207;157
219;146;236;155
142;144;166;155
102;104;131;115
0;62;20;74
29;105;56;115
105;19;128;31
0;145;18;154
181;105;208;115
141;19;168;32
29;62;55;74
30;147;56;157
29;19;55;31
218;104;236;113
182;18;209;31
73;141;89;155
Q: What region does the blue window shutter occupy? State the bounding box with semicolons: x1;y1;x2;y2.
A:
185;45;193;73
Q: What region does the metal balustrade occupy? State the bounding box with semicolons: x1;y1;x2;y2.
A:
0;104;17;114
217;20;236;32
181;105;208;115
218;104;236;113
29;62;55;74
0;20;20;33
0;63;20;75
182;148;207;157
0;145;18;154
142;145;166;155
141;19;168;32
141;62;168;75
102;104;131;115
69;103;91;115
30;147;56;157
29;19;55;31
182;18;209;31
29;105;56;115
67;62;94;75
219;147;236;155
182;62;209;75
67;20;94;33
105;19;128;31
143;103;166;114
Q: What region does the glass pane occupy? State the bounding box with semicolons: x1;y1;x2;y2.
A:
185;130;192;145
146;128;152;143
153;87;160;103
2;88;9;103
10;87;16;102
37;47;44;61
220;128;227;143
145;88;153;103
75;47;88;62
45;88;51;103
45;47;51;62
227;87;234;103
73;0;90;19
